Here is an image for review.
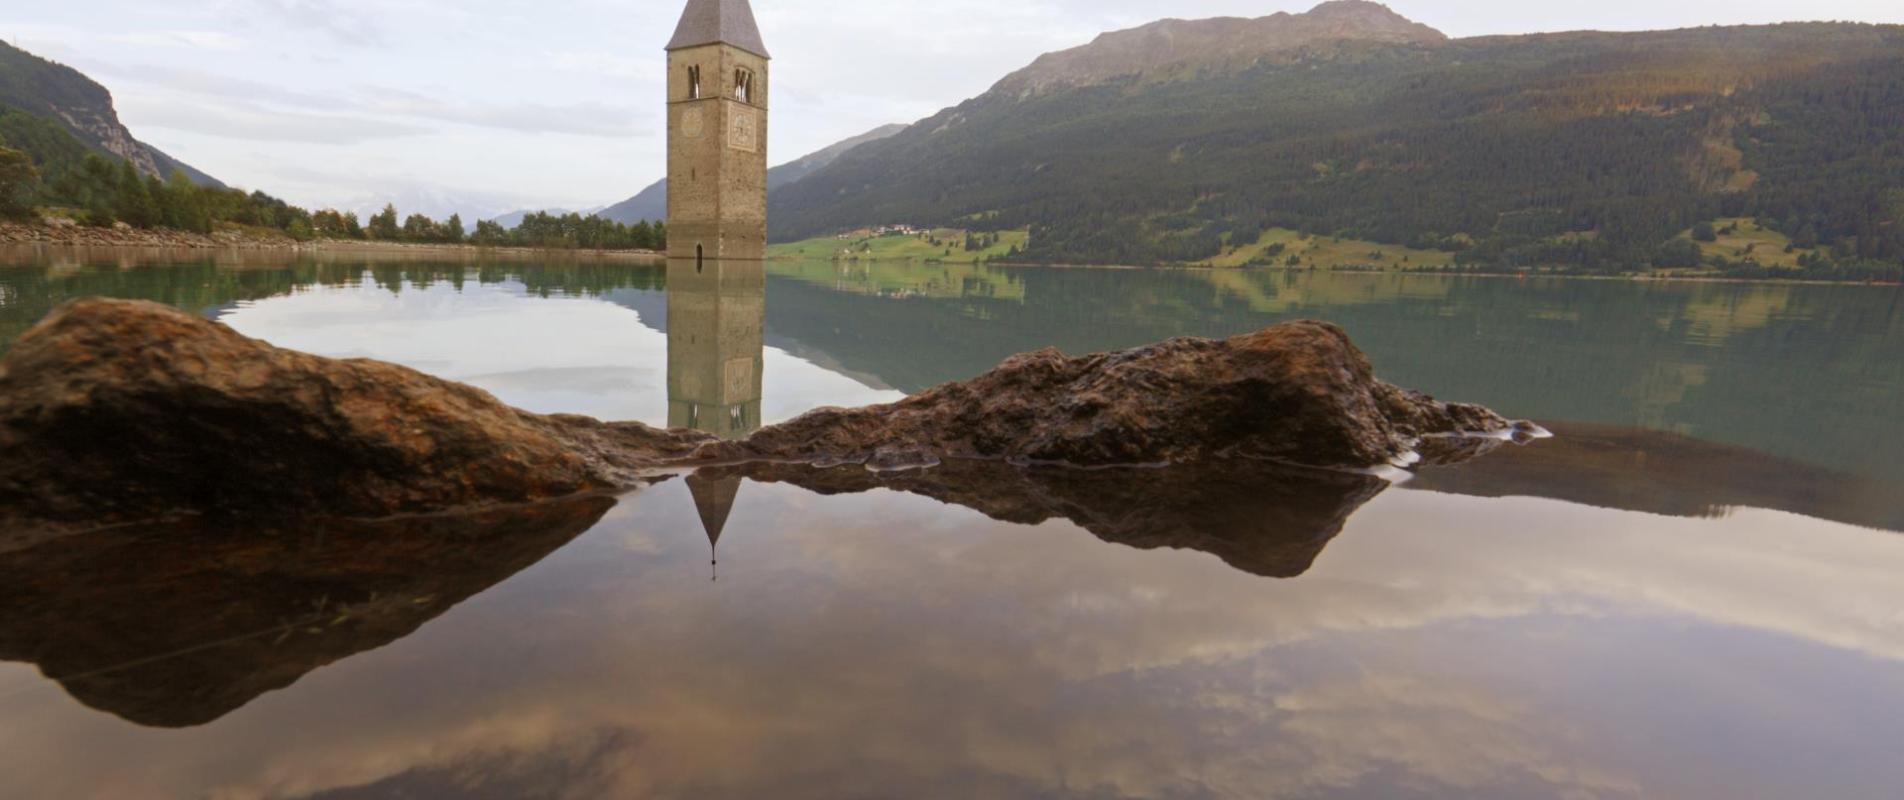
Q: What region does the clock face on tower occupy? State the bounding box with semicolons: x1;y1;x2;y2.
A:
682;107;704;138
728;108;758;153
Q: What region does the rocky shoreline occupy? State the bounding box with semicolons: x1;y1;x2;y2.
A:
0;220;297;249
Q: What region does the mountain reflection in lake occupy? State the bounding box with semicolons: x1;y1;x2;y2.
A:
1;249;1902;799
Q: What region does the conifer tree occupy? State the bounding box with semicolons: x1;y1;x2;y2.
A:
401;213;436;242
165;170;211;233
113;160;159;228
367;204;400;240
0;145;38;219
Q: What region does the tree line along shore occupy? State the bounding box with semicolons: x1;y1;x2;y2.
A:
0;220;663;258
0;148;666;252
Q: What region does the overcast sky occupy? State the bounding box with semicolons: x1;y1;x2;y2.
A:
7;1;1901;220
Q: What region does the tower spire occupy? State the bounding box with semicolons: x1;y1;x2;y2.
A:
686;471;743;581
667;0;770;59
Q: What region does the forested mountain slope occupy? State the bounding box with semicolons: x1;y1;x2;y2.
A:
0;41;220;187
769;3;1904;271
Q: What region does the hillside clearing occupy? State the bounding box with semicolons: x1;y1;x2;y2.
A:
1200;228;1457;269
770;229;1029;263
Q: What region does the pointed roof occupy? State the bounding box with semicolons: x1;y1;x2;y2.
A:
666;0;770;59
686;471;744;549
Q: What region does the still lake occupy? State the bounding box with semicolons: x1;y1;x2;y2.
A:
1;247;1902;799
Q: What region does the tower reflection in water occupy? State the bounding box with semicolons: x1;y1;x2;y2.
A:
665;258;765;578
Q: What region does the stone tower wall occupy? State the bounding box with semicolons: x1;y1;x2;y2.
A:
666;259;765;438
666;44;769;261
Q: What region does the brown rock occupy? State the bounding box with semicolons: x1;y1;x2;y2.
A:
0;298;710;524
715;321;1515;470
0;299;1522;526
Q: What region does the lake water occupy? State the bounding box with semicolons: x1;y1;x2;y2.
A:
1;247;1902;799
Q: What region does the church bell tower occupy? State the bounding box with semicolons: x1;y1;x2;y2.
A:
666;0;770;262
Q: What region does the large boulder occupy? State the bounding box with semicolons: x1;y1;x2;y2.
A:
716;321;1514;470
0;298;1525;526
0;298;710;526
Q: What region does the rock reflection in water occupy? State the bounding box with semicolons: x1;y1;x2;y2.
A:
689;415;1904;588
1407;421;1904;533
661;256;1405;582
6;414;1885;734
8;456;1898;799
728;458;1387;578
0;495;615;728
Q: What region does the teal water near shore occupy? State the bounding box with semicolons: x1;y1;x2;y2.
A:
1;250;1901;799
6;251;1896;483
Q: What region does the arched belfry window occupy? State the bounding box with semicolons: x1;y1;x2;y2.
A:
687;65;702;100
734;69;754;104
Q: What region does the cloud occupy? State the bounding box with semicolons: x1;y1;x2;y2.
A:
353;85;649;138
238;0;388;47
101;30;248;50
425;101;649;138
548;50;659;82
88;62;346;110
117;95;431;144
97;65;648;141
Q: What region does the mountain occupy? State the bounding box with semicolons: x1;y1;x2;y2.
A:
767;124;908;189
597;123;905;224
340;187;535;229
0;41;220;187
596;179;667;226
997;0;1445;95
487;206;604;229
769;2;1904;270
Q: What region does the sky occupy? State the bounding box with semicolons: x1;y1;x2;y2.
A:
6;1;1902;221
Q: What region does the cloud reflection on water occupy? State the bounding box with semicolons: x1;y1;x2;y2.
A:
2;479;1901;799
215;276;902;424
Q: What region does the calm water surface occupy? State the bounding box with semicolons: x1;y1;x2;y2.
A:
1;247;1901;799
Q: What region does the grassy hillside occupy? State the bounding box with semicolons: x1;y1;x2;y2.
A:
769;21;1904;276
770;229;1029;263
774;226;1465;271
1677;217;1823;269
1200;228;1457;269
